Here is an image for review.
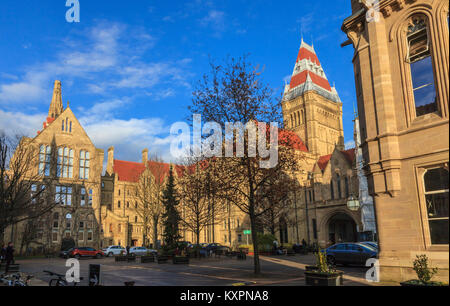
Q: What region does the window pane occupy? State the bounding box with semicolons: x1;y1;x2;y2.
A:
425;168;449;192
85;152;90;159
80;151;85;159
426;193;449;219
411;57;437;116
429;219;449;244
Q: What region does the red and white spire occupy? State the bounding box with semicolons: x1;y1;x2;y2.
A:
283;39;341;104
288;39;331;92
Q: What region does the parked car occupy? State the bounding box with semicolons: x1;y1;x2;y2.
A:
324;243;378;266
128;247;157;256
68;247;104;259
59;248;74;259
102;245;127;257
360;241;378;250
205;243;223;253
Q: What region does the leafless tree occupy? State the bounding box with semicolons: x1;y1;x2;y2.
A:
189;56;305;274
178;156;223;245
0;134;58;245
133;155;166;248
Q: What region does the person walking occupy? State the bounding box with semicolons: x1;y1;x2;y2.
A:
0;244;6;263
5;242;15;274
126;245;130;256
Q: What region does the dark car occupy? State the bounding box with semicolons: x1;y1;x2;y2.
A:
324;243;378;266
59;248;74;259
205;243;223;253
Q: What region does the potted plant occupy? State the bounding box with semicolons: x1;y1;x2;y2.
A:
400;255;447;286
304;249;344;286
140;251;156;263
172;249;189;264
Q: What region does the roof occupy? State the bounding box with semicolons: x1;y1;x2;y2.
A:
317;148;356;171
284;40;340;103
278;128;309;152
113;160;183;183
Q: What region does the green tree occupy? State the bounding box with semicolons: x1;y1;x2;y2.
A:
161;166;181;249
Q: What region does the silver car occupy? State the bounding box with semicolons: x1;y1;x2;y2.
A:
102;245;127;257
129;247;157;256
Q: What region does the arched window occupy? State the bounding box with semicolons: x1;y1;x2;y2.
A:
337;174;342;199
345;177;350;198
79;150;90;179
300;110;304;124
423;167;449;245
57;147;74;178
407;15;438;117
330;180;335;200
39;145;51;176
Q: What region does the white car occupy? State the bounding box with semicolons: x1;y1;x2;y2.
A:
128;247;157;256
102;245;127;257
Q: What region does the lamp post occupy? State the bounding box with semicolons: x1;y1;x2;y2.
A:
346;194;360;211
346;168;360;211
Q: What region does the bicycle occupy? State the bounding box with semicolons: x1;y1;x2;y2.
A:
0;273;34;286
43;270;83;286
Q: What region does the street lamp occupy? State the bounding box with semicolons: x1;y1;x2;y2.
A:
347;194;360;211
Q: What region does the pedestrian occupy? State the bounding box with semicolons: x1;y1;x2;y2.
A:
126;245;130;255
5;242;15;274
0;244;6;263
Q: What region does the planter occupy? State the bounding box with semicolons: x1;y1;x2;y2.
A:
173;256;189;265
305;266;318;272
115;255;136;262
140;255;155;263
305;271;344;286
157;255;169;264
237;253;247;260
400;280;448;287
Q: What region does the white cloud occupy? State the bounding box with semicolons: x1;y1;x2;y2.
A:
345;140;355;149
200;10;226;36
0;22;190;106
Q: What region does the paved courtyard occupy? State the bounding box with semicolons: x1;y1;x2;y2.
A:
16;254;374;286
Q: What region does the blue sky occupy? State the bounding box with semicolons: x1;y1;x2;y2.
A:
0;0;357;162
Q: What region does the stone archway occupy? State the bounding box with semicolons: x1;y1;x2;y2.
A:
326;213;357;246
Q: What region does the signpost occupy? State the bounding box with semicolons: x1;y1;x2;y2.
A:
243;230;251;245
89;264;101;286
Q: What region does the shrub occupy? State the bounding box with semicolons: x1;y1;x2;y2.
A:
413;255;438;284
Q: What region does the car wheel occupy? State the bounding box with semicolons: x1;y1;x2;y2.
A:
327;255;336;266
96;253;102;259
75;254;81;259
108;252;113;257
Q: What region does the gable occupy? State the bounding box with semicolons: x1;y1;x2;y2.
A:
34;107;95;149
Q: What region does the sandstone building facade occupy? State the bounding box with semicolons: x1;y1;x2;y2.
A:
5;81;104;252
342;0;449;282
4;40;375;253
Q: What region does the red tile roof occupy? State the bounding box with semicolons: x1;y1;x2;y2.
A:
317;154;332;171
296;47;321;66
290;70;332;92
316;148;356;171
113;160;178;183
278;129;309;152
341;148;356;165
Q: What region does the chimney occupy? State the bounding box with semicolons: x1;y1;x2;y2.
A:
106;146;114;175
142;148;149;165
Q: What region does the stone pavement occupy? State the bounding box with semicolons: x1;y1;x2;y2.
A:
15;254;373;286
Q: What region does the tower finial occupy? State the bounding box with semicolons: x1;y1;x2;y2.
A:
48;80;63;119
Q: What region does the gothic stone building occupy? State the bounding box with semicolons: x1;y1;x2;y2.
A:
5;81;104;252
280;40;371;248
342;0;449;282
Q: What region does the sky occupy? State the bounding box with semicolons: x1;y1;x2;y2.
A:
0;0;358;163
